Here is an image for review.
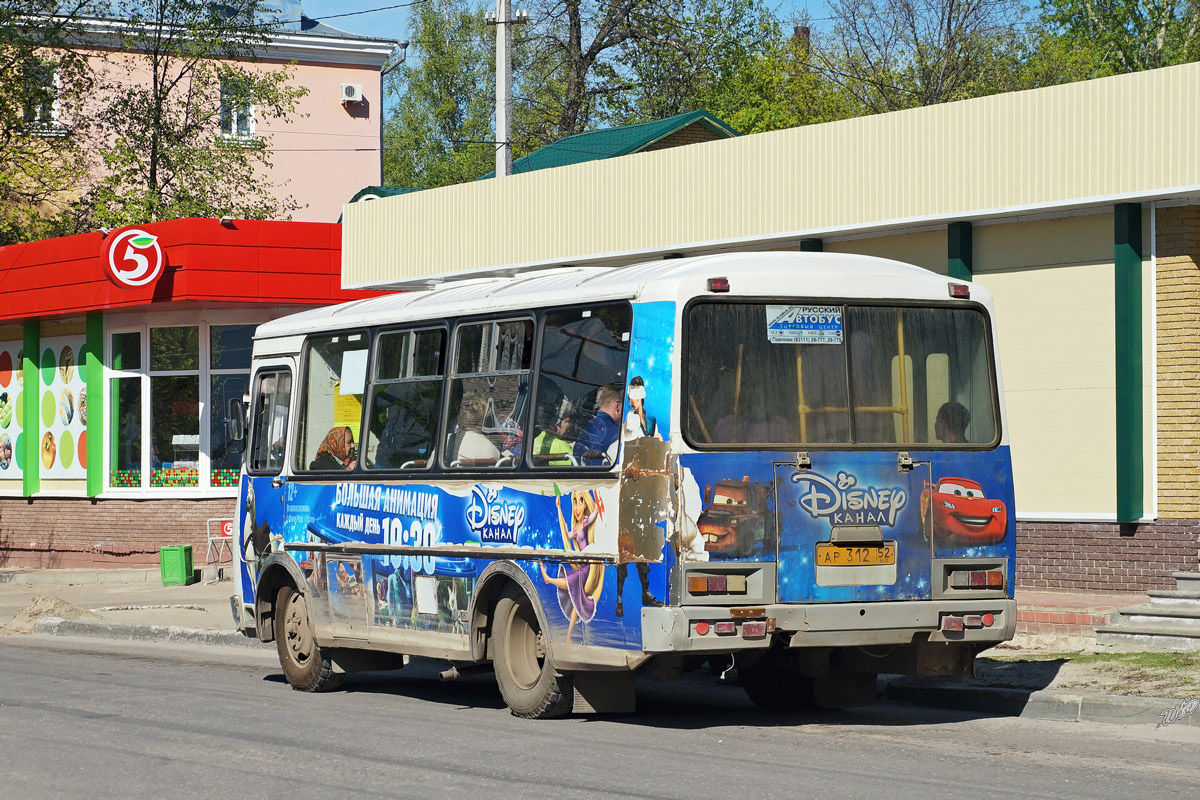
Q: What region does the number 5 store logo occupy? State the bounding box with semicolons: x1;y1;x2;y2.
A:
104;229;165;288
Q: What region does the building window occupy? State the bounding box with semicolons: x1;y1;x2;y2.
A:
108;320;255;493
219;77;254;139
21;61;59;132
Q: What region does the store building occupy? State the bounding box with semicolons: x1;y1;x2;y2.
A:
341;63;1200;593
0;218;378;567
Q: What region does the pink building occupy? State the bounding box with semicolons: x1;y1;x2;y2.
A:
68;10;397;223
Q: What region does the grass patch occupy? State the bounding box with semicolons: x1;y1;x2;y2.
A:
992;651;1200;670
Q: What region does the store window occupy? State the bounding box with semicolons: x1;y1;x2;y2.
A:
108;321;256;492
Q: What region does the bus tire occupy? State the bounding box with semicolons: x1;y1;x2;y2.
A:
739;652;816;711
492;586;573;719
274;585;343;692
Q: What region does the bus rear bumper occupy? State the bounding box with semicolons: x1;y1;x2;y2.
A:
641;599;1017;653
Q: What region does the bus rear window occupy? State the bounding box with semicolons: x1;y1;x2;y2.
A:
685;302;997;447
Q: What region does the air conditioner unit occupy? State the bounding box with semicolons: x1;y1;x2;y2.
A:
340;83;363;104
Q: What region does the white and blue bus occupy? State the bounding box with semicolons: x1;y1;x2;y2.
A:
229;252;1016;717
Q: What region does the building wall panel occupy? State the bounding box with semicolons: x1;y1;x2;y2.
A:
343;63;1200;288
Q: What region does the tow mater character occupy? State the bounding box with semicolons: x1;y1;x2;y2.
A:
698;477;770;557
922;476;1007;545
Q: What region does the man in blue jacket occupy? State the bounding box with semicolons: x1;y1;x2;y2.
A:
573;384;623;465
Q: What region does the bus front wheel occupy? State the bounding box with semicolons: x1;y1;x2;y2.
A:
492;586;573;719
274;585;343;692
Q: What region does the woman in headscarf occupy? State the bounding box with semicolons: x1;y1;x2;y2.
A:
309;426;357;470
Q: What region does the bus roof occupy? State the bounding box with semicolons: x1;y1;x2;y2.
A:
254;251;987;341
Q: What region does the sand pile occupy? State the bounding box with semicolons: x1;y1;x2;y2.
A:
1;595;105;635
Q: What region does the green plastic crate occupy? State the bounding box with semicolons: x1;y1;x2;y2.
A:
160;545;196;586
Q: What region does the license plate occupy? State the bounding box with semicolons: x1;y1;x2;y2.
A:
815;543;896;566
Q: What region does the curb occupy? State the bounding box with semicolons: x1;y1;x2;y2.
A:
0;566;228;586
883;677;1197;727
33;617;270;650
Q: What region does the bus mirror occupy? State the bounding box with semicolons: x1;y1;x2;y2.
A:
227;397;246;442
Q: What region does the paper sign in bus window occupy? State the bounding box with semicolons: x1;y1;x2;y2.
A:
766;305;843;344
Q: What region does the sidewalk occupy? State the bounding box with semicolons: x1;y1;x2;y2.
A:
0;567;1194;727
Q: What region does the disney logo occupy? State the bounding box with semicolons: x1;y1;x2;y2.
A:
790;470;907;527
466;485;526;545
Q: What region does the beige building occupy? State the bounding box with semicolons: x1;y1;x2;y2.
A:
341;63;1200;592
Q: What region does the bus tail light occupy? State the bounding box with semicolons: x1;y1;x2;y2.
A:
941;615;965;631
948;283;970;299
707;277;730;293
942;613;998;631
948;567;1005;591
714;621;736;635
688;573;748;595
694;621;711;636
741;620;767;638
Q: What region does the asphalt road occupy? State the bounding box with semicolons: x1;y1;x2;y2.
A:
0;635;1196;799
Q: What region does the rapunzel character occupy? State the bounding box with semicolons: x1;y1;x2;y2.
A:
540;489;603;642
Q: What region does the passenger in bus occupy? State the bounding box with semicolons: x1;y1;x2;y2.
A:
532;405;576;465
573;384;623;465
310;426;357;470
934;401;970;443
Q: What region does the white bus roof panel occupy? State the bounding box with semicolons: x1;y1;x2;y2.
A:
254;252;989;342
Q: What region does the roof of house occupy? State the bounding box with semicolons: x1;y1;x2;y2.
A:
347;110;737;206
477;110;739;179
297;15;398;44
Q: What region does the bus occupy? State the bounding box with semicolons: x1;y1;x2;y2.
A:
228;252;1016;718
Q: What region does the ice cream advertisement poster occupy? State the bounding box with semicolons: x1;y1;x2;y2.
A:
0;341;21;479
38;336;87;479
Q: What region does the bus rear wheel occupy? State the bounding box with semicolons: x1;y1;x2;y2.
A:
275;585;343;692
492;586;573;719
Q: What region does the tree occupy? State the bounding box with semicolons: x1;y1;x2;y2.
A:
515;0;789;141
382;0;496;189
601;0;780;125
1038;0;1200;73
814;0;1031;112
685;24;862;134
78;0;308;228
0;1;100;245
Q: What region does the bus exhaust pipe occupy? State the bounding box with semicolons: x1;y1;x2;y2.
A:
440;663;494;681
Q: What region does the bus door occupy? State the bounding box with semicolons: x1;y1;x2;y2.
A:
774;453;932;603
237;358;296;607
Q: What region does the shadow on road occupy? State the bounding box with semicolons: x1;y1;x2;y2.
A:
261;656;1044;729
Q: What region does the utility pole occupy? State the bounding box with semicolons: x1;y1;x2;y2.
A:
487;0;526;177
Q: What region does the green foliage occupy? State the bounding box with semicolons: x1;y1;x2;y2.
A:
79;0;308;227
0;1;99;245
1039;0;1200;73
382;0;495;189
693;31;863;133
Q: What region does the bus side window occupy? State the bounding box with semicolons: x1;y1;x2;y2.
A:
296;332;369;472
366;328;445;470
444;318;533;470
248;370;291;474
530;304;632;468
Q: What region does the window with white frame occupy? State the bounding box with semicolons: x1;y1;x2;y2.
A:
219;77;254;139
21;60;58;131
108;321;256;492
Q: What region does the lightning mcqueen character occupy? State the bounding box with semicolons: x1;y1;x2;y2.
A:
923;477;1007;544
